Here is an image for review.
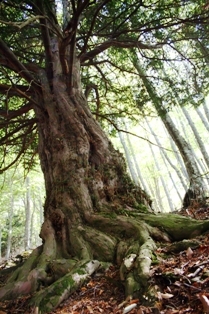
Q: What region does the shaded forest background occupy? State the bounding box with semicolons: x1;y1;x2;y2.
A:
1;99;209;260
0;0;209;264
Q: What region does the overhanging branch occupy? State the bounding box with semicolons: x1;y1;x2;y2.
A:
0;84;33;97
0;103;33;120
0;39;40;89
80;39;163;63
79;0;111;56
95;113;174;152
0;118;37;145
0;15;45;29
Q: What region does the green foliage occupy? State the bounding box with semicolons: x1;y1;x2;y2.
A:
0;164;44;258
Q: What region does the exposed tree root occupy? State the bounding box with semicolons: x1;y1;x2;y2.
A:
1;213;209;313
29;260;101;314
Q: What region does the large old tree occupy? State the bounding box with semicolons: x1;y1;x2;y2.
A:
0;1;209;313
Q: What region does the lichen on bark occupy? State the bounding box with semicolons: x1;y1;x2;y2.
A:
1;42;209;314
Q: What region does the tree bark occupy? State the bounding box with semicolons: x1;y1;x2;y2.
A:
5;191;14;260
123;122;150;195
145;120;174;212
145;118;182;210
118;130;139;185
196;105;209;133
175;106;209;186
203;100;209;123
181;106;209;169
0;46;154;312
24;177;31;251
1;29;209;314
131;53;208;205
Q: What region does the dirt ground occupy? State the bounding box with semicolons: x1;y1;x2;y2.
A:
1;205;209;314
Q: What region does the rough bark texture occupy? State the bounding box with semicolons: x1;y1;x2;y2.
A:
0;40;208;314
0;50;155;312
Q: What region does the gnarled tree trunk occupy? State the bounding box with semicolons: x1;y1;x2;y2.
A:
0;48;154;311
1;33;209;314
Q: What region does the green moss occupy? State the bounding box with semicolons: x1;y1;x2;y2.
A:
134;203;148;212
100;211;117;219
151;253;159;265
75;269;86;275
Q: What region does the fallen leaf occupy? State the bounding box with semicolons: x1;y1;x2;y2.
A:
123;303;137;314
86;305;94;313
198;294;209;313
186;247;193;257
157;292;174;300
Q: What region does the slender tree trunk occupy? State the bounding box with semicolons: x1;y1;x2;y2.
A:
146;118;187;197
24;177;31;251
131;53;207;204
147;165;165;211
196;105;209;133
5;193;14;260
203;100;209;123
147;180;161;212
38;187;44;226
30;199;36;247
160;151;183;206
181;106;209;169
167;128;188;182
123;122;150;194
118;131;139;185
175;106;209;186
0;227;2;260
145;120;174;211
162;114;206;196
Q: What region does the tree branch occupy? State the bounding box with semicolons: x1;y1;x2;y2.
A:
0;15;45;29
0;103;33;120
79;0;111;56
95;113;174;152
0;39;40;89
80;39;163;63
0;118;37;144
0;84;33;97
0;124;37;173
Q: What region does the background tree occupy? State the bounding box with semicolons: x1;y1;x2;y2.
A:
0;1;209;313
0;166;44;260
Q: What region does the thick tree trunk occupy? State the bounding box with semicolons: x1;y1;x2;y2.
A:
1;45;209;314
0;53;154;311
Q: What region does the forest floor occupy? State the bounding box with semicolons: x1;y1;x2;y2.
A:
1;206;209;314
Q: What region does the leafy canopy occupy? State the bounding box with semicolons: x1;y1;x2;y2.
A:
0;0;209;171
